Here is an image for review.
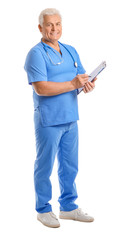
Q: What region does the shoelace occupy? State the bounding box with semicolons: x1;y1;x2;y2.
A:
50;212;58;220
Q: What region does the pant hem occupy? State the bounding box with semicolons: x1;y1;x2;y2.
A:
60;205;78;212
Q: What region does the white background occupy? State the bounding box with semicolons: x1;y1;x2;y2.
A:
0;0;121;239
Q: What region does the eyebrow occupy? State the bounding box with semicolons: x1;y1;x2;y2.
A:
46;22;61;24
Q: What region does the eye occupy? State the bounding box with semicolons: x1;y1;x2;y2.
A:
46;23;52;27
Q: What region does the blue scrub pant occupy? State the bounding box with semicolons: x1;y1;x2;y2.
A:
34;108;79;213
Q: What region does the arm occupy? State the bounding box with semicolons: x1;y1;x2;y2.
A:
32;81;75;96
24;48;89;96
32;74;89;96
73;48;97;94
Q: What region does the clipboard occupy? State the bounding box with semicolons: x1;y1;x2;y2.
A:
77;61;106;94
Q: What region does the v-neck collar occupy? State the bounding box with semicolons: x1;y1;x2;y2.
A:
40;40;62;56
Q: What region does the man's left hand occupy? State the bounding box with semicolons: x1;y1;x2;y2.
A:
83;77;97;93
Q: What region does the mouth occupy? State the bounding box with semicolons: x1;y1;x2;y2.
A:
50;32;60;36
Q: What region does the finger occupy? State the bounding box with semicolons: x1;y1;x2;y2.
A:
84;78;89;83
85;82;92;92
83;87;87;93
80;74;89;78
88;81;95;88
84;83;91;92
77;75;89;82
92;77;97;82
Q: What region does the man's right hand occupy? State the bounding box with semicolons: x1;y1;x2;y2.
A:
71;74;89;89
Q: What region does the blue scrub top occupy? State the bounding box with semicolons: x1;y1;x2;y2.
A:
24;41;86;127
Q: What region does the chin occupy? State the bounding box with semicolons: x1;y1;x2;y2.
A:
49;37;60;42
52;37;60;41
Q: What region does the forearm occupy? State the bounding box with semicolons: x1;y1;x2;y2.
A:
38;81;75;96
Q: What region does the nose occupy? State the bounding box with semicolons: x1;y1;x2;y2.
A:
51;24;57;31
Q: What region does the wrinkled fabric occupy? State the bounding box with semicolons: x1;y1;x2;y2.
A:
24;41;85;213
24;41;86;127
34;107;79;213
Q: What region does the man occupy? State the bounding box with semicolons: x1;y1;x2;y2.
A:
24;8;97;228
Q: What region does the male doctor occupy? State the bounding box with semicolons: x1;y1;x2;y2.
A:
24;8;97;228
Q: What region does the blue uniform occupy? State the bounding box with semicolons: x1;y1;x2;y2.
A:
24;41;86;213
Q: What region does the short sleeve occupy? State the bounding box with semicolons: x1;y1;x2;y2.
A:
24;48;47;85
74;48;86;74
73;48;86;95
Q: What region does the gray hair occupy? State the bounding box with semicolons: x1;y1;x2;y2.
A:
38;8;62;27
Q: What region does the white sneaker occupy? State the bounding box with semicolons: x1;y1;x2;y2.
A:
37;212;60;228
59;208;94;222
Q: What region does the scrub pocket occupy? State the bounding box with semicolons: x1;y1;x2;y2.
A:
34;107;43;130
40;103;68;127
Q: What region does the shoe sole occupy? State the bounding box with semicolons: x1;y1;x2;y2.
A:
37;216;60;228
59;216;94;222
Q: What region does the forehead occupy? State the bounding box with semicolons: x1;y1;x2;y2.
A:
43;14;61;23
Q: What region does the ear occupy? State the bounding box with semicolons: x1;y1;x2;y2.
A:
38;24;42;33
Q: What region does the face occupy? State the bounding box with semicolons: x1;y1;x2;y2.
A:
38;14;62;43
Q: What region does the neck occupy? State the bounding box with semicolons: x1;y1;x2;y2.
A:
41;38;59;48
